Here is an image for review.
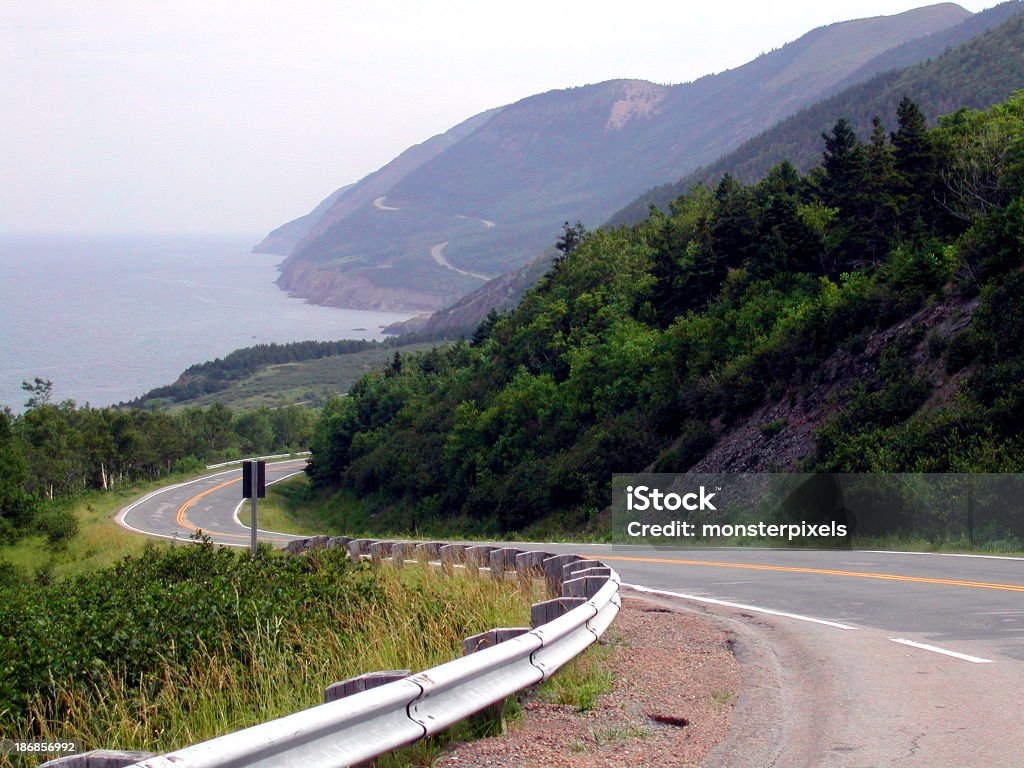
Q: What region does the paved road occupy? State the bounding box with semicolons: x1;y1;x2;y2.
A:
118;473;1024;766
116;460;308;547
430;241;491;281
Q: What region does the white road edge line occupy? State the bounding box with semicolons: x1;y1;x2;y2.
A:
114;460;306;543
862;549;1024;561
233;470;309;537
889;638;994;663
623;583;858;630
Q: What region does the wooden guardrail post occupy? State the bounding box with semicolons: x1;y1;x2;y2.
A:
530;597;587;627
542;554;580;594
346;538;373;564
461;628;531;734
439;543;467;574
324;670;411;704
488;547;521;580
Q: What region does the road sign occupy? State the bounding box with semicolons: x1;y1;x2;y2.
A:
242;460;266;499
242;460;266;556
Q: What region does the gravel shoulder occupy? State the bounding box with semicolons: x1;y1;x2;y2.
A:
437;596;741;767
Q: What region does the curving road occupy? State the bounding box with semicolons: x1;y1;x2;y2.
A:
116;460;308;547
430;241;491;281
118;470;1024;767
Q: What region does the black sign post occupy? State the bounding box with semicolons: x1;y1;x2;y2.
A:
242;460;266;556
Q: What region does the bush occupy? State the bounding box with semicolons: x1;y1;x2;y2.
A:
35;506;79;544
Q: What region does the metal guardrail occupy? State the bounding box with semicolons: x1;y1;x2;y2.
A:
90;538;620;768
204;452;310;470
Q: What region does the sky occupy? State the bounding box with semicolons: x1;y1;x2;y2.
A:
0;0;996;237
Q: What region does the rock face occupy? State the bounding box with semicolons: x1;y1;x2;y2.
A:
262;4;971;312
688;298;979;473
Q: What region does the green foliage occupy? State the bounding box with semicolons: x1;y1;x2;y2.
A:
1;545;536;758
301;94;1024;536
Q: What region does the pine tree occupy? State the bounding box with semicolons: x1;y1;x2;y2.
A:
860;116;902;263
891;96;937;232
820;119;872;272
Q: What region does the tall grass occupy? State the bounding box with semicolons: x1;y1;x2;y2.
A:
4;553;540;768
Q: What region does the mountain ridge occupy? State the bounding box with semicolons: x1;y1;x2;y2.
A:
263;3;969;313
610;1;1024;225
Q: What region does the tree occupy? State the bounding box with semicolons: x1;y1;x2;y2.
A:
0;408;38;538
860;115;903;264
555;220;587;259
891;96;937;231
711;174;758;268
21;378;52;410
819;119;873;272
820;119;866;208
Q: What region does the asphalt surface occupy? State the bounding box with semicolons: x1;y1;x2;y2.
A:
116;459;308;548
117;468;1024;767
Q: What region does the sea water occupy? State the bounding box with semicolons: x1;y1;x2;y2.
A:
0;233;413;410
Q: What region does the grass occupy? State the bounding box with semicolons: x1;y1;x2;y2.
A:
165;342;441;411
253;473;334;536
711;689;736;706
0;481;177;579
536;634;621;713
6;560;542;768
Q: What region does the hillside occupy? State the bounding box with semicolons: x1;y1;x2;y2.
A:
611;2;1024;224
382;249;557;336
386;3;1024;338
124;338;447;411
301;92;1024;541
267;4;969;313
253;184;353;257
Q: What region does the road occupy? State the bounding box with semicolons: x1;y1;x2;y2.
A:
116;459;308;547
118;470;1024;767
430;241;491;281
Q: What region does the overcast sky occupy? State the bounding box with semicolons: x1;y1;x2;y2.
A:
0;1;995;236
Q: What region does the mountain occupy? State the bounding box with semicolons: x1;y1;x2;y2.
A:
265;4;970;313
387;2;1024;337
610;1;1024;224
254;108;501;259
253;184;353;257
382;250;557;336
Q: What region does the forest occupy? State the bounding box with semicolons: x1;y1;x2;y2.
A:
304;94;1024;538
0;385;316;545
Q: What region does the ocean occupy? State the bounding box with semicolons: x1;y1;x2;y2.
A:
0;233;414;410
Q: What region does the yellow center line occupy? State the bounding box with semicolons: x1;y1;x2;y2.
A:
175;463;305;540
600;554;1024;593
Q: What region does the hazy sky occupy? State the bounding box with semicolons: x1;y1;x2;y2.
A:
0;1;995;236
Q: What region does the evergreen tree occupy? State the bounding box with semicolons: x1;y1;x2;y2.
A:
860;115;903;263
711;174;759;268
820;119;871;272
891;96;937;232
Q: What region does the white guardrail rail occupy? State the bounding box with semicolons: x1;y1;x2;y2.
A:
47;538;620;768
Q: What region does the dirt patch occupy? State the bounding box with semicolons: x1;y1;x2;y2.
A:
437;598;740;767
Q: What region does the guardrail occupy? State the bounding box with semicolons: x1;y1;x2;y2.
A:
204;452;310;470
47;537;620;768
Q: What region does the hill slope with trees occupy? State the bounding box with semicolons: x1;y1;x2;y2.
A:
302;92;1024;542
387;2;1024;338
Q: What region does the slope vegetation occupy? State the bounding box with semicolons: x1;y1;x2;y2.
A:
612;2;1024;223
303;93;1024;542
